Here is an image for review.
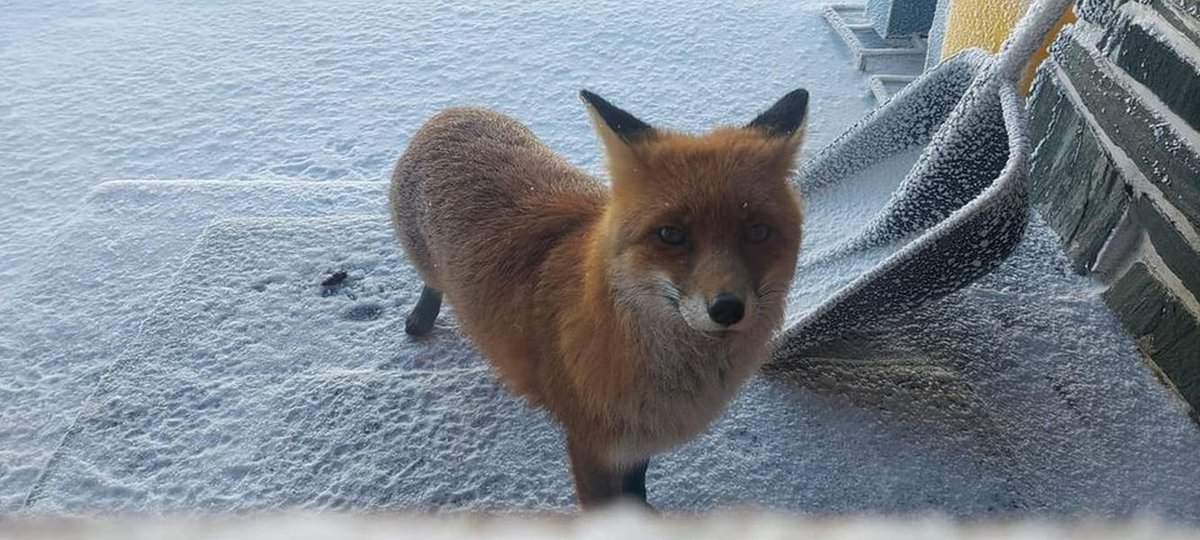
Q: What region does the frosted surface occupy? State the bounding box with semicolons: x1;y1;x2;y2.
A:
0;181;389;510
2;0;1198;520
26;215;1200;518
0;0;874;289
0;0;874;511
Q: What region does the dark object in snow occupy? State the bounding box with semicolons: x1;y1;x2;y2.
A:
343;302;384;322
774;0;1075;364
404;285;442;336
321;270;349;288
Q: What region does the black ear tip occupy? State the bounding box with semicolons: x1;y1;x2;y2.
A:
784;88;809;111
578;89;654;142
579;89;603;109
746;87;811;136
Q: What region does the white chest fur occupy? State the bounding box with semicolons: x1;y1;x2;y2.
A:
605;333;768;467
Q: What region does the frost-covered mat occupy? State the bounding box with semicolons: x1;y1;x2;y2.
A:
777;47;1025;347
786;148;921;313
0;181;385;511
25;214;1200;518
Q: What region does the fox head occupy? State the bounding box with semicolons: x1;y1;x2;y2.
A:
581;89;806;338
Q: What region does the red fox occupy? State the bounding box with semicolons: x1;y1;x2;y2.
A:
389;88;807;509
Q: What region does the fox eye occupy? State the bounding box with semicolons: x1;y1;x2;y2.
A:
748;224;771;243
656;226;687;246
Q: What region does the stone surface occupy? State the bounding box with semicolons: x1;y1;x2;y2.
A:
1027;74;1130;274
1159;0;1200;43
1055;28;1200;231
1107;10;1200;132
1135;194;1200;298
1104;263;1200;409
1027;10;1200;418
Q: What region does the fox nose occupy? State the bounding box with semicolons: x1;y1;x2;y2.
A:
707;293;745;326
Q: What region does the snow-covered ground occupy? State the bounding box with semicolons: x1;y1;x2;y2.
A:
1;0;1197;520
6;510;1200;540
0;0;873;287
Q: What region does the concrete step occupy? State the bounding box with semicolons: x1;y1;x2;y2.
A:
26;215;1022;514
0;180;386;511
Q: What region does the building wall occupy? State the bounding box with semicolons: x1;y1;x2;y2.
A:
867;0;939;38
933;0;1075;93
1027;0;1200;412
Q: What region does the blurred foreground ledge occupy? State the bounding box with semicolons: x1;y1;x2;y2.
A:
3;507;1199;540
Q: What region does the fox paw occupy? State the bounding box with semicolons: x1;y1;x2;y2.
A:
404;313;435;336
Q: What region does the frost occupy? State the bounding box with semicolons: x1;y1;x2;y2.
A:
1;0;1198;520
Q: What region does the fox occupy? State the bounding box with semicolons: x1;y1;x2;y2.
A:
389;88;807;509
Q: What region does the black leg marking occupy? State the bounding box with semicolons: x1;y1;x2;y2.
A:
404;285;442;336
620;460;650;506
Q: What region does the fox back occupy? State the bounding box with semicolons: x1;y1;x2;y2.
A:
390;88;808;508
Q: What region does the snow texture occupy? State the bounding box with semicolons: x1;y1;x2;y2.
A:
2;0;1199;521
0;181;387;510
21;212;1200;518
0;0;873;290
0;0;876;511
24;216;1010;514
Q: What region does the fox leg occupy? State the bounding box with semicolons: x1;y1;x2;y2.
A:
404;285;442;336
567;437;652;509
620;460;650;504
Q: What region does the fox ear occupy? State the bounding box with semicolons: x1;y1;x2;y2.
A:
746;88;809;140
580;90;655;158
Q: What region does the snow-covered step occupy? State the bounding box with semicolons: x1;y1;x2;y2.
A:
26;215;1023;514
0;180;386;511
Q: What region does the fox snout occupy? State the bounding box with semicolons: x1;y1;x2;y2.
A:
708;293;745;326
672;250;764;333
679;286;756;334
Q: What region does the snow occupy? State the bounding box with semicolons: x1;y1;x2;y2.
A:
1;0;1199;522
22;213;1200;518
22;217;1005;513
0;0;875;511
6;510;1200;540
0;181;387;511
0;0;874;290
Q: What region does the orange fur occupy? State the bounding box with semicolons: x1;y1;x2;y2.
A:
390;90;807;509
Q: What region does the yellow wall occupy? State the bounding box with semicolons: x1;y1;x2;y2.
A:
940;0;1077;93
